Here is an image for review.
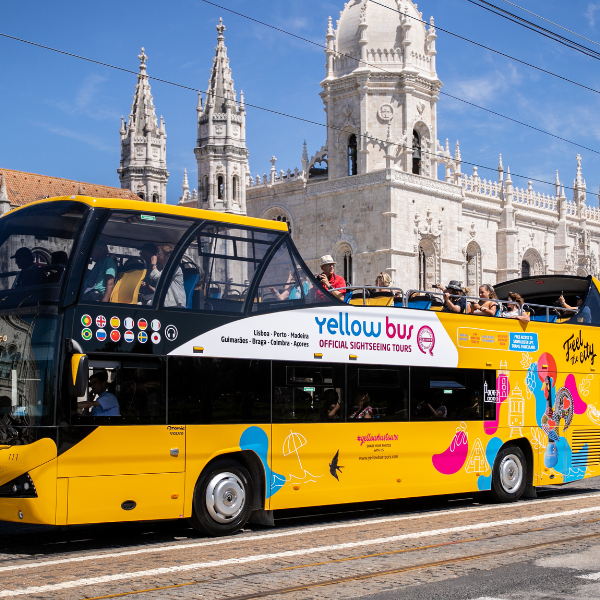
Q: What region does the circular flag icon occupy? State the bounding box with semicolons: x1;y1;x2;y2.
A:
151;332;161;344
96;315;106;328
110;330;121;342
110;317;120;329
138;318;148;331
165;325;178;341
96;329;107;342
124;330;135;343
138;331;148;343
124;317;134;330
151;319;161;331
82;328;92;341
81;314;92;328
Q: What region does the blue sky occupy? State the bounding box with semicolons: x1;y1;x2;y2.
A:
2;0;600;205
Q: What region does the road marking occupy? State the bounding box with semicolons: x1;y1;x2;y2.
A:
579;572;600;580
1;505;600;597
1;491;600;574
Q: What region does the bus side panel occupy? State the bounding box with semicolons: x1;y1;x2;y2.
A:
0;459;57;524
66;473;185;525
184;424;273;518
57;426;185;477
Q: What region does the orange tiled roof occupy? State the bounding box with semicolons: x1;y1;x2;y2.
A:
0;168;140;206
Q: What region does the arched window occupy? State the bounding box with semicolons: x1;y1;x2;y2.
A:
202;176;209;202
152;193;159;203
418;241;437;290
521;260;531;278
419;246;427;290
137;192;145;201
274;215;291;235
342;249;352;284
217;175;225;200
348;134;358;177
232;176;239;201
412;130;421;175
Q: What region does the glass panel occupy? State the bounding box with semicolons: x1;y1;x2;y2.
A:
167;225;279;312
81;211;194;306
168;357;271;424
273;361;344;423
410;367;486;421
252;242;331;312
74;359;165;424
0;314;60;439
0;201;88;307
347;365;409;421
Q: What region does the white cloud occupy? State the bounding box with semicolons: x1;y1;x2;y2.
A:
586;3;600;27
34;122;113;152
446;66;522;106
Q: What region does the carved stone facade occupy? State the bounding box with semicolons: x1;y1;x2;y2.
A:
179;0;600;290
118;49;169;203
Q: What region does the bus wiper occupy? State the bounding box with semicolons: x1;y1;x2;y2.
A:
0;415;19;444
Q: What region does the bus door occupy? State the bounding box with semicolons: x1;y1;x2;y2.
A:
58;357;186;524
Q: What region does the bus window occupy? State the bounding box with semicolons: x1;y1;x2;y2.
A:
168;357;271;424
164;225;280;312
74;359;165;424
347;366;409;421
81;212;194;306
410;367;488;421
251;241;324;312
273;362;344;423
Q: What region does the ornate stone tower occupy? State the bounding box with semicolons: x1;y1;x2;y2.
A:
195;19;249;214
118;48;169;203
321;0;441;180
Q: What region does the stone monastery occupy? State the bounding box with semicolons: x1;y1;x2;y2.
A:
115;0;600;290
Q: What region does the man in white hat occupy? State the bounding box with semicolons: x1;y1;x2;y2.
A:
316;255;346;300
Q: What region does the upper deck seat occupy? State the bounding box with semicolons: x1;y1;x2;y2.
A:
407;294;432;311
349;289;370;306
182;268;200;309
367;290;394;307
110;265;147;304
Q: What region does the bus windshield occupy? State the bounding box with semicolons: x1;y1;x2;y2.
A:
0;201;89;309
0;312;61;440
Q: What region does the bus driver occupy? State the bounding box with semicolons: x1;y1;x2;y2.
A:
78;371;120;417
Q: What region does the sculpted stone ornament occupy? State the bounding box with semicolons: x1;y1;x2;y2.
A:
379;104;394;122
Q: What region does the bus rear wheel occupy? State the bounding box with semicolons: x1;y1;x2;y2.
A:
489;445;527;503
191;459;254;536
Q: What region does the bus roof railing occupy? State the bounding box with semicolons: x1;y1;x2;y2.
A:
328;286;578;321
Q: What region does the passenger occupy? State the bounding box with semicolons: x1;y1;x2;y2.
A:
470;284;499;317
559;294;591;324
11;247;46;288
138;243;160;305
417;395;448;419
349;390;373;419
269;271;298;301
46;251;69;284
460;392;481;419
434;280;468;314
81;242;117;302
502;292;530;323
324;388;341;420
78;370;120;417
157;244;186;308
316;255;346;301
374;272;400;298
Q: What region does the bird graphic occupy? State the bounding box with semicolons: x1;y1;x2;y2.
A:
329;450;344;480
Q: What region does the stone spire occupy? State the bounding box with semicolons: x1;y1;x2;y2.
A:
118;48;169;203
195;19;249;214
179;169;192;204
0;172;11;215
573;154;587;210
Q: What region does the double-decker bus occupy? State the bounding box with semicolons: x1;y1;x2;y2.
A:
0;196;599;536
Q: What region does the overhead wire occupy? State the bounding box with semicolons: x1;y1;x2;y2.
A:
497;0;600;49
464;0;600;61
0;18;595;198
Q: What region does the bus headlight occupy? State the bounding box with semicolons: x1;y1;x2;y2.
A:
0;473;37;498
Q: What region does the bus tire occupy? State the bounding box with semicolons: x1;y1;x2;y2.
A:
191;459;254;536
489;445;527;503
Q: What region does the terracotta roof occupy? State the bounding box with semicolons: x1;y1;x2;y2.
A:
0;168;140;207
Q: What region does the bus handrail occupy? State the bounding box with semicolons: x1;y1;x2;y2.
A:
329;285;404;305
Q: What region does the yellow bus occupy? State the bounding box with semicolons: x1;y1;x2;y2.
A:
0;196;599;536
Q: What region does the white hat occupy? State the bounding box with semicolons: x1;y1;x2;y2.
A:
320;254;336;266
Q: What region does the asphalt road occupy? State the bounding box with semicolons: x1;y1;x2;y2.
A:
1;477;600;600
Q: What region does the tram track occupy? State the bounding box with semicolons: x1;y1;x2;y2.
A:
36;518;600;600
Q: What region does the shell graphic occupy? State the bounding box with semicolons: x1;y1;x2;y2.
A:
283;431;323;486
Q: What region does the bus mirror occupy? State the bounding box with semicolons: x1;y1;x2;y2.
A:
69;354;88;397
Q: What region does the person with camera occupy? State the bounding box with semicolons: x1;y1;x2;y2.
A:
316;255;346;301
433;280;468;314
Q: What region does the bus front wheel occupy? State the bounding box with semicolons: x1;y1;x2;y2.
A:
489;445;527;503
191;459;254;536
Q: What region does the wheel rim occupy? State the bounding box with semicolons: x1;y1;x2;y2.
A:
499;454;523;494
205;472;246;524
